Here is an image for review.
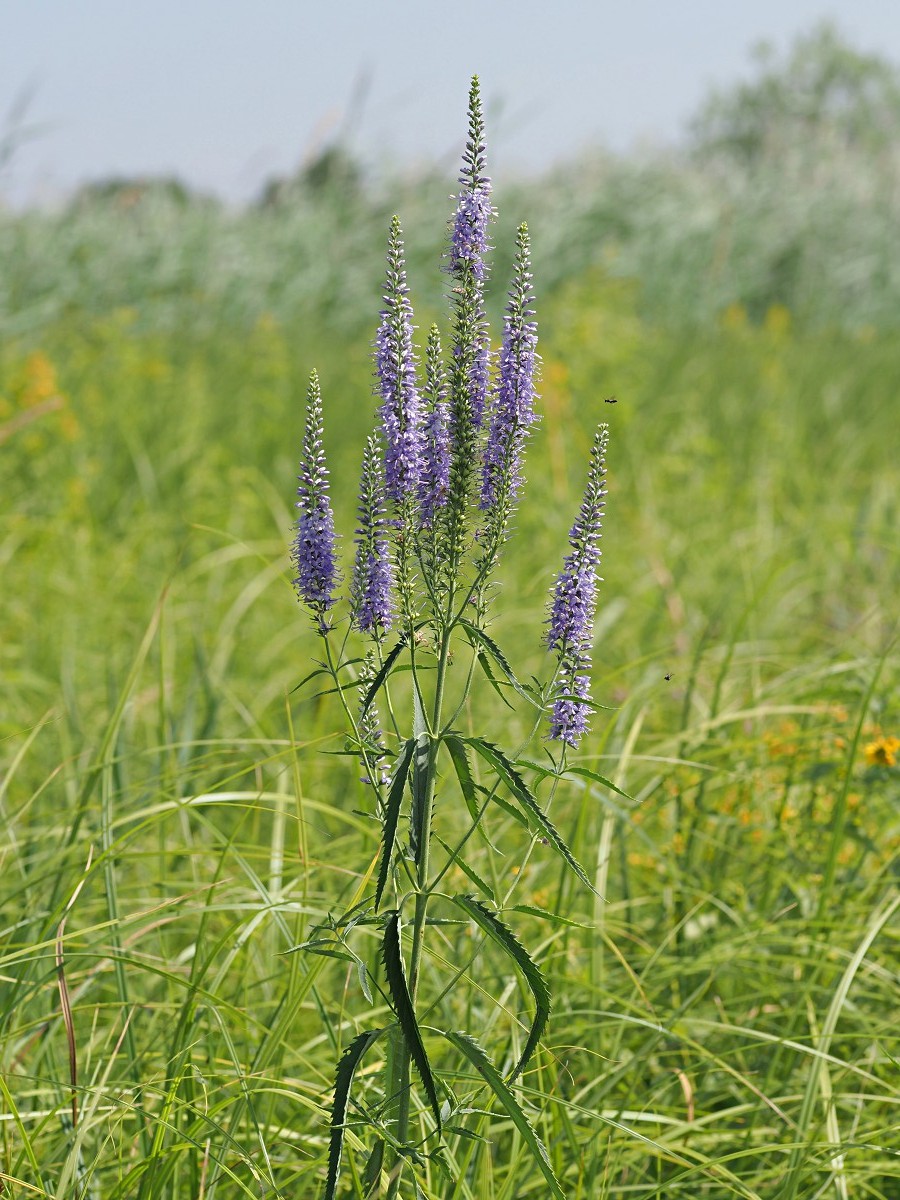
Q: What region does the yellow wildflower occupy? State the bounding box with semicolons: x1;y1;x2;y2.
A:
865;736;899;767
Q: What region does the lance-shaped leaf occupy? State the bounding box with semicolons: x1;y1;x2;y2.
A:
469;637;514;709
444;733;488;838
459;618;542;708
360;636;408;716
524;760;634;806
445;732;525;836
375;738;415;910
325;1028;385;1200
442;1030;565;1199
464;737;595;893
382;911;442;1129
450;894;550;1082
435;835;495;903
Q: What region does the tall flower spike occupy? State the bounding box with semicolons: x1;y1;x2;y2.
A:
292;370;339;630
448;76;494;430
480;223;539;515
419;325;451;526
375;216;423;505
450;76;493;282
351;435;394;634
546;424;609;747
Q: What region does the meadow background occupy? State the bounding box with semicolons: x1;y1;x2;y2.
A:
1;25;899;1199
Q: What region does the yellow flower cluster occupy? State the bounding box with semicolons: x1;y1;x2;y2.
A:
865;735;899;768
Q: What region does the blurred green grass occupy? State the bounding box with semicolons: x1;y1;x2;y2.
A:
2;259;897;1194
2;30;899;1190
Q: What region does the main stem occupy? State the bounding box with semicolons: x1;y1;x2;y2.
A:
386;621;452;1197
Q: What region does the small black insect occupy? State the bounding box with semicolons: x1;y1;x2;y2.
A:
664;673;672;681
604;395;617;404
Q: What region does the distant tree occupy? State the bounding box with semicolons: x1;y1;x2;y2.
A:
690;22;900;163
68;176;214;212
258;145;363;210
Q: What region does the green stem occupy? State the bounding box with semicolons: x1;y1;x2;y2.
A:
386;624;452;1197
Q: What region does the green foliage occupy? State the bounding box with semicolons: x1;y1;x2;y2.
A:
5;25;900;341
690;21;900;162
2;290;898;1196
2;71;899;1190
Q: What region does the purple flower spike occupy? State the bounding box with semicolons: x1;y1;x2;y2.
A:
419;325;450;525
480;223;538;512
449;77;493;282
292;370;339;628
546;425;609;748
450;186;493;281
548;673;592;746
352;435;394;634
376;215;423;505
448;77;495;429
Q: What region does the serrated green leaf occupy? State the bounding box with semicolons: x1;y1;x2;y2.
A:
445;1125;488;1142
434;835;495;903
444;734;501;849
450;895;550;1081
469;637;515;708
375;739;415;911
510;904;590;929
464;737;595;894
361;1138;385;1196
555;764;635;804
442;1030;566;1199
520;758;633;806
361;638;407;715
382;912;442;1130
325;1028;384;1200
459;619;542;708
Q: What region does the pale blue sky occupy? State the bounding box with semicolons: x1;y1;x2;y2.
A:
3;0;899;205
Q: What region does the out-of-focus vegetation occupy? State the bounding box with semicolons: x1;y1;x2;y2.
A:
1;24;898;1199
4;24;900;338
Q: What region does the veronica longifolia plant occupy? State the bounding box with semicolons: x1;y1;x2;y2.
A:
291;77;613;1200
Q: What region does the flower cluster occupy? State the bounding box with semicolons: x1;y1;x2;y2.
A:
291;370;338;630
546;425;609;747
449;76;493;284
351;435;393;634
291;80;610;752
865;734;899;767
480;222;539;517
419;325;451;526
376;215;423;505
